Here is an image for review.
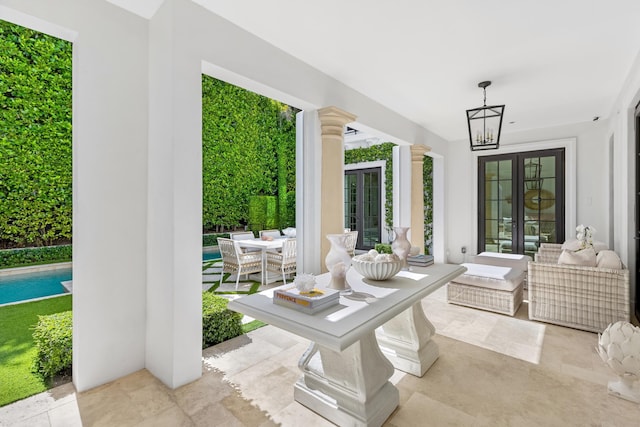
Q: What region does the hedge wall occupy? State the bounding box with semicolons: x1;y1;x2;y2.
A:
202;76;297;232
0;20;73;248
0;24;299;249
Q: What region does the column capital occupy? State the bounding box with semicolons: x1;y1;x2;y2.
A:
410;144;431;162
318;106;357;141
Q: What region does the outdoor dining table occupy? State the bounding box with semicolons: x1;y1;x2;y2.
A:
236;237;286;285
228;263;466;427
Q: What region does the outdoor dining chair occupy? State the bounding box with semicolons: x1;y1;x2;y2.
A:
260;229;283;252
230;231;260;252
259;229;281;239
266;238;297;285
217;238;263;290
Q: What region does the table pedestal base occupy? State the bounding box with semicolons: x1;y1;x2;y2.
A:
294;333;399;427
376;302;439;377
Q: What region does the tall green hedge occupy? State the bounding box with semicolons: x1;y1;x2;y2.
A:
0;20;73;248
202;76;297;232
0;27;298;248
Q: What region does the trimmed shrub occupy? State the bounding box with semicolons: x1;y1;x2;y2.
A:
202;292;243;349
283;191;296;228
0;245;72;269
374;243;392;254
203;233;229;247
32;310;72;379
248;195;277;232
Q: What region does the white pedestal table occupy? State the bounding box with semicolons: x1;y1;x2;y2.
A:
228;263;465;426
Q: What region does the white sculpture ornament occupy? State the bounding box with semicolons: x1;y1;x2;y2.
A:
294;273;316;293
596;321;640;403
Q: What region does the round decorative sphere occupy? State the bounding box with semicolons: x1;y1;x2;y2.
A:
352;257;403;281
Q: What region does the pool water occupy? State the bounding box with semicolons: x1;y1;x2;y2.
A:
0;268;73;305
0;251;221;305
202;250;221;261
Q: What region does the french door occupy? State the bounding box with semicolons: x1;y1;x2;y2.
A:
344;168;381;250
478;149;565;258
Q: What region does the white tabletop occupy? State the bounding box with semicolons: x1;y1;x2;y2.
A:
228;263;465;351
236;237;286;250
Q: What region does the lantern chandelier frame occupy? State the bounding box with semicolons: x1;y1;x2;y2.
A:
466;81;505;151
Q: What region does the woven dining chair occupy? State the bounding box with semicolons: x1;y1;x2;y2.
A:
266;238;297;285
217;238;263;290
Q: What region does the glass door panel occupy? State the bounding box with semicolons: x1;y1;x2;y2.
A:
479;157;515;253
344;168;382;250
344;174;357;233
479;149;564;256
362;171;380;248
521;154;563;257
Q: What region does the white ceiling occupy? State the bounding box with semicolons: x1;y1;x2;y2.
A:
116;0;640;142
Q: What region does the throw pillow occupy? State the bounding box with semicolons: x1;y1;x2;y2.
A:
561;238;581;251
596;250;622;269
558;247;597;267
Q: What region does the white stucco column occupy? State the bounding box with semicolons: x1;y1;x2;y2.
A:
317;106;356;271
410;145;430;254
145;1;202;389
296;111;322;274
393;145;412;232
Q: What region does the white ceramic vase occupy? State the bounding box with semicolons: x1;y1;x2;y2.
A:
391;227;412;268
325;234;352;294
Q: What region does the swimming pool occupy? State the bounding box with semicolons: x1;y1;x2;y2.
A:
0;251;221;305
203;248;221;261
0;268;73;305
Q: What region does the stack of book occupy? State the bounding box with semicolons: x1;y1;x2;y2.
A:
407;254;434;267
273;286;340;314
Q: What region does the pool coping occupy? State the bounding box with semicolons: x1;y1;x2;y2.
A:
0;262;73;277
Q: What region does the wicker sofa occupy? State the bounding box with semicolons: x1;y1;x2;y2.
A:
528;243;629;333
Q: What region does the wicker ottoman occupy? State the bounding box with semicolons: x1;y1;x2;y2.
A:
447;263;525;316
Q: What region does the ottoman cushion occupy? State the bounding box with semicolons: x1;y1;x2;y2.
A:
473;252;532;272
454;263;525;292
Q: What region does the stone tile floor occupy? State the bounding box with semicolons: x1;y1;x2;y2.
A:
2;281;640;426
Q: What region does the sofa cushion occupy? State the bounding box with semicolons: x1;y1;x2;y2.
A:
558;247;597;267
596;250;622;269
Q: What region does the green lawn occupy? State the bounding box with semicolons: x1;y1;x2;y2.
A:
0;289;266;408
0;295;72;407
